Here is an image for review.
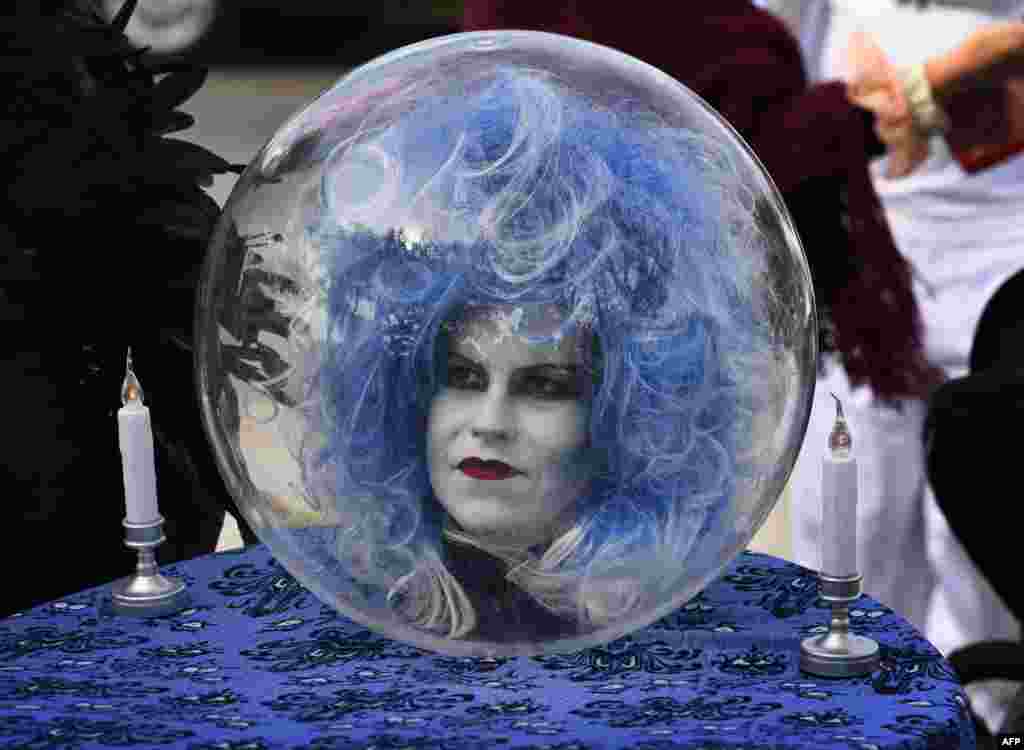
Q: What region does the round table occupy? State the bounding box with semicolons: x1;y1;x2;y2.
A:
0;547;975;749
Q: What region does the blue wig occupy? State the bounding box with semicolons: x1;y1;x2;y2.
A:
305;67;776;635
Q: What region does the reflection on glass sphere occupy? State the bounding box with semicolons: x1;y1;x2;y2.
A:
195;30;816;657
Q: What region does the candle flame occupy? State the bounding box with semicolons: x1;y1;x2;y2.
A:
828;392;852;455
121;347;145;406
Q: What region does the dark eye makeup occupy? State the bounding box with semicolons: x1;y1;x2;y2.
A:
443;354;582;400
514;366;582;399
445;357;487;390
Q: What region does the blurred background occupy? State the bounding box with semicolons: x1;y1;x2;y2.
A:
103;0;462;206
106;0;793;559
102;0;461;63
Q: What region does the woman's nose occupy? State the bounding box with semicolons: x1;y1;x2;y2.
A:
469;386;517;442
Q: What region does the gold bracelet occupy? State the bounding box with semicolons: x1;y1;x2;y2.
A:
901;63;950;135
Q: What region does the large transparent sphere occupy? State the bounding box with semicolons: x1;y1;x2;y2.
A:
196;31;816;657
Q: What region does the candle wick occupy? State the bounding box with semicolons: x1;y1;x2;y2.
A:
830;391;844;419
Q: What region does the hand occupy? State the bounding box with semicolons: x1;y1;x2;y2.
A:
844;31;906;122
844;31;929;178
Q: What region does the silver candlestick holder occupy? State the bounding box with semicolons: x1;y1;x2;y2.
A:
799;572;880;678
109;516;188;617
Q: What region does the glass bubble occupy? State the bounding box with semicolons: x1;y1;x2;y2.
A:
195;30;816;657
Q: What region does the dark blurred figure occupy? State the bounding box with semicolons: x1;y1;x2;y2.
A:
1;0;241;615
925;267;1024;629
924;267;1024;740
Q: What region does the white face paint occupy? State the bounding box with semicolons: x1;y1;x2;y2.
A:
427;304;591;550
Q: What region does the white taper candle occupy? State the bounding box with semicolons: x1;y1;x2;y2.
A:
821;394;858;578
118;349;160;524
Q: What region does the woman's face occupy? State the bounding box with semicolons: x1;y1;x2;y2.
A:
427;304;590;549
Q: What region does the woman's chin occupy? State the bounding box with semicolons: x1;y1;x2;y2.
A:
448;503;554;549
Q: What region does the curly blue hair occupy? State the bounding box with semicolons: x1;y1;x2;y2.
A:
306;66;777;637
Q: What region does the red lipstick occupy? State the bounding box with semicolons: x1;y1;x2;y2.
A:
458;458;519;480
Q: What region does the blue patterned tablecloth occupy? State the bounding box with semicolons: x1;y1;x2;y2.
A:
0;546;974;749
